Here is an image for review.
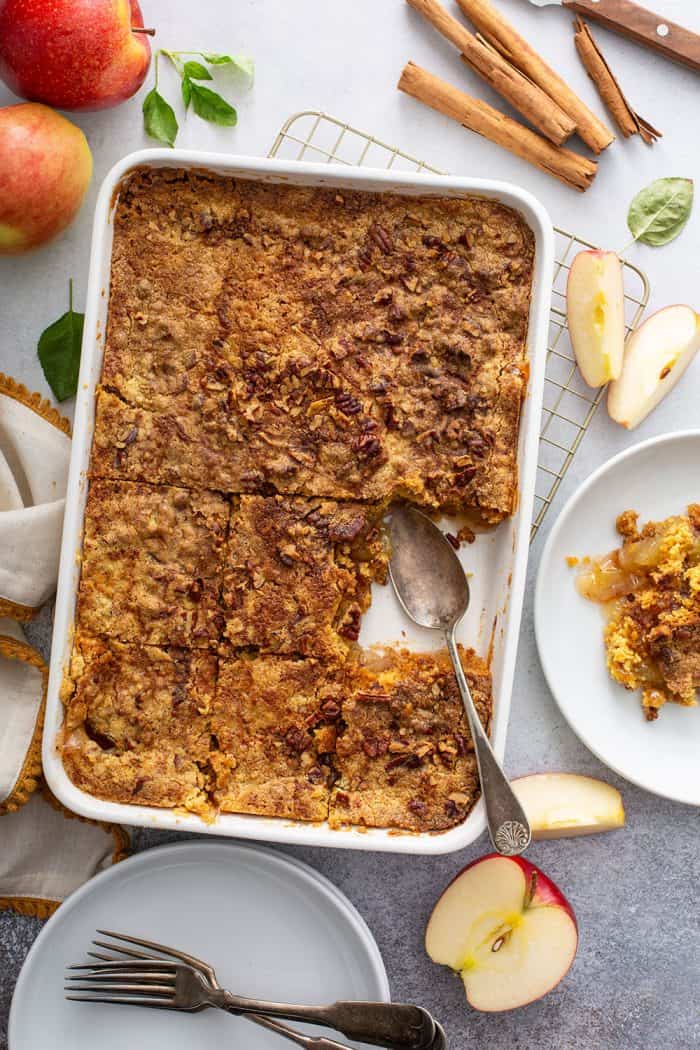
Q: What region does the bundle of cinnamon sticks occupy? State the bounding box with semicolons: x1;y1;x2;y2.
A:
399;0;659;191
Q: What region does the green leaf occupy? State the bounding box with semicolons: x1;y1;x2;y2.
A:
37;281;84;402
201;52;254;87
190;83;238;126
627;178;694;247
142;88;178;147
183;60;212;81
181;75;192;109
201;52;234;64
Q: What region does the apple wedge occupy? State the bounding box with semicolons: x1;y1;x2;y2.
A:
511;773;624;839
608;305;700;429
567;250;625;388
426;854;577;1012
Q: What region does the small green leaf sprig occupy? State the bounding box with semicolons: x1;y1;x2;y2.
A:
143;50;254;147
37;279;85;402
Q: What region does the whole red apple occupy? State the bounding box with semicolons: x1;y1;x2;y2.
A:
0;0;152;111
0;103;92;253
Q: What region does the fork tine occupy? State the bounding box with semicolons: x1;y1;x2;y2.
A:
65;995;174;1008
68;961;177;972
95;930;209;972
66;973;176;986
65;982;175;996
92;939;156;961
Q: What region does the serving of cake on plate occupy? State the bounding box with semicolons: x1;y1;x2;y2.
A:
577;505;700;720
61;165;537;831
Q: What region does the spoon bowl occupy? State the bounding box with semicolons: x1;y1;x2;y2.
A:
387;504;470;630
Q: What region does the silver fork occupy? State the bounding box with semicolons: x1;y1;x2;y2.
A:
65;930;437;1050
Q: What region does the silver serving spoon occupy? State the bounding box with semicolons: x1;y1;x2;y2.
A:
387;504;531;857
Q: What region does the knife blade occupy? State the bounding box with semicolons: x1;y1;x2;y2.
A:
522;0;700;73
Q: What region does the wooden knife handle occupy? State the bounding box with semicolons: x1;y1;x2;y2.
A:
563;0;700;73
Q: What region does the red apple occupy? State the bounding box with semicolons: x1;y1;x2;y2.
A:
0;103;92;253
426;853;578;1012
0;0;152;111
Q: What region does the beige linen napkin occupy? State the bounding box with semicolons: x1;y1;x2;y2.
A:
0;375;128;918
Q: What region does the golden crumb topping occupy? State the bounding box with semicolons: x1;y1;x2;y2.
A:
579;506;700;720
61;165;524;831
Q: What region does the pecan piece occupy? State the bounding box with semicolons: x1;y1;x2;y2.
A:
284;727;309;754
84;722;116;751
188;578;203;602
385;752;420;771
454;465;477;487
362;733;388;759
328;513;366;543
339;608;361;641
335;391;362;416
353;434;382;460
408;798;427;816
369;222;394;254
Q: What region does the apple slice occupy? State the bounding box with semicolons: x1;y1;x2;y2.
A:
608;305;700;429
511;773;624;839
426;854;577;1012
567;250;625;388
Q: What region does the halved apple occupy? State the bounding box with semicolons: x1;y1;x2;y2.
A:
608;305;700;429
567;250;625;388
511;773;625;839
426;854;577;1012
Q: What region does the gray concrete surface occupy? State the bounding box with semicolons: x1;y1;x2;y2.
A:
2;2;699;1045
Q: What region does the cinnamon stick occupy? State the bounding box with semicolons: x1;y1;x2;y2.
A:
454;0;614;154
573;18;661;145
397;62;597;191
406;0;576;145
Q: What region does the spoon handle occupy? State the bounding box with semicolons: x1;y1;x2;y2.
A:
445;628;531;856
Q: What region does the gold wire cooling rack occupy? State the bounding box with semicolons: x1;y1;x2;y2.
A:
268;111;651;539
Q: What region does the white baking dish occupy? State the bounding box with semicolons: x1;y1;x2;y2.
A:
43;149;553;854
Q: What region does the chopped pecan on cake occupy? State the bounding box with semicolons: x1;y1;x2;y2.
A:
76;478;228;648
61;632;215;815
329;646;491;831
94;167;533;520
220;495;387;659
210;655;344;821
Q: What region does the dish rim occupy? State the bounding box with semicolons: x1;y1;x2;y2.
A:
42;147;555;853
534;427;700;805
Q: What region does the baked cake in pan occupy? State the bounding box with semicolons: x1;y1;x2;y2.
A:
62;165;535;832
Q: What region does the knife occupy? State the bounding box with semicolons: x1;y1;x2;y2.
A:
525;0;700;73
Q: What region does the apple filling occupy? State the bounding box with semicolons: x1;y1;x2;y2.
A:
576;506;700;720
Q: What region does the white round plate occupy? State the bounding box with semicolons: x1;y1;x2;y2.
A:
9;841;390;1050
535;430;700;805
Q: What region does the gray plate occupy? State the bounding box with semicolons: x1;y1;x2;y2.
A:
10;841;390;1049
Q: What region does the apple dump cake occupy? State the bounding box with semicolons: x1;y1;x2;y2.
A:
577;506;700;720
61;165;536;830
